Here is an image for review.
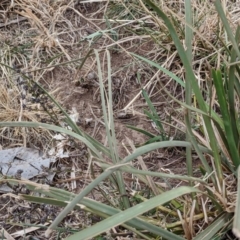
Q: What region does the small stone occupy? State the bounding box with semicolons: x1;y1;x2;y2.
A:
85;118;93;125
87;72;96;80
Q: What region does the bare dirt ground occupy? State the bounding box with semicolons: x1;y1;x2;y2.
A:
0;1;208;239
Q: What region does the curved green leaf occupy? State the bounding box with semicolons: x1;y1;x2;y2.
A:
0;121;102;159
66;186;199;240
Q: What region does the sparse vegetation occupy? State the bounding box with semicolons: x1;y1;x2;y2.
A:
0;0;240;239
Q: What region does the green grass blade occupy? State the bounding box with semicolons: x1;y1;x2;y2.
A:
95;49;117;164
45;140;201;236
185;112;214;183
211;118;231;155
126;125;156;138
214;0;240;59
233;166;240;238
21;195;150;239
95;49;130;209
121;140;202;164
98;162;207;184
144;0;223;183
228;26;240;144
45;141;192;235
131;52;185;87
234;70;240;99
184;0;193;180
212;70;240;167
45;168;121;237
79;199;183;239
20;190;181;240
0;121;103;159
17;180;184;239
193;213;233;240
143;135;166;144
66;186;199;240
142;89;166;139
21;195;68;208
